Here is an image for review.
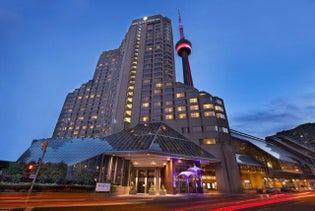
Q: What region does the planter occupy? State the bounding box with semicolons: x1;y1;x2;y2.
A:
148;190;156;195
129;189;137;195
159;190;167;195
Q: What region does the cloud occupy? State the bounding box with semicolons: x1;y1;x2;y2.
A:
230;92;315;138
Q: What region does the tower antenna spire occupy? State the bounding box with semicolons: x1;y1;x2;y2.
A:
176;10;194;87
178;9;185;39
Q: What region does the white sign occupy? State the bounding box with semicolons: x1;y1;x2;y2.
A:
29;174;36;179
95;182;111;192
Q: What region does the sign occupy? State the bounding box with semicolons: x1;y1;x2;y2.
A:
95;182;111;192
29;174;36;179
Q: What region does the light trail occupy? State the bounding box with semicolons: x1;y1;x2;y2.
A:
175;192;315;211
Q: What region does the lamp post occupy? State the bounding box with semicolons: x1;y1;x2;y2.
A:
28;140;48;194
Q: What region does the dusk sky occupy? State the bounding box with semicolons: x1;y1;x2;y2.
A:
1;0;314;161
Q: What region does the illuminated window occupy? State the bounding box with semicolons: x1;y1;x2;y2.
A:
204;111;215;117
165;114;174;120
177;106;186;112
124;117;131;123
154;89;161;94
179;113;187;119
78;96;82;100
164;107;173;113
200;138;216;145
126;104;132;109
142;102;150;108
215;105;224;112
78;116;84;121
176;93;185;98
125;110;132;116
155;83;163;88
216;113;226;119
189;98;198;103
142;116;150;122
91;115;98;119
190;105;199;110
203;104;213;109
191;112;200;118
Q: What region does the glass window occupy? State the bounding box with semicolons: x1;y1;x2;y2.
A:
124;117;131;123
191;112;200;118
190;105;199;111
215;105;224;112
200;138;216;145
165;107;173;113
216;113;226;119
179;113;187;119
142;102;150;108
204;111;215;117
192;126;202;132
155;83;163;88
165;114;174;120
181;127;190;133
189;98;198;103
176;93;185;98
154;101;161;107
154;89;161;94
205;125;218;131
165;101;173;106
142;116;150;122
203;103;213;109
177;106;186;112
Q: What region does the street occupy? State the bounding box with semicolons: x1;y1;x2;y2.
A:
0;191;314;211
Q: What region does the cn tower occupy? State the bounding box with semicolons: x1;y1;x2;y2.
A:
175;11;194;87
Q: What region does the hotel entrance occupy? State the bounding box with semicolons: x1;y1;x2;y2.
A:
132;168;162;193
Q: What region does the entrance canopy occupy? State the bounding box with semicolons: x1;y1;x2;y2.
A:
18;122;219;167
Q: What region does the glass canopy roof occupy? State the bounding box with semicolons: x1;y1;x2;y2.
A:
18;122;218;166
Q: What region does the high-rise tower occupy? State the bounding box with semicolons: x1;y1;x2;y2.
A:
51;14;241;193
175;11;194;87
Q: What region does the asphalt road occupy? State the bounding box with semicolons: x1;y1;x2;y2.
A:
1;191;315;211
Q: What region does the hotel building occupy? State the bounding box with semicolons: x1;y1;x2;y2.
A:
18;15;315;194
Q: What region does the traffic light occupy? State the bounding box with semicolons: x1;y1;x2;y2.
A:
41;141;48;152
27;163;34;172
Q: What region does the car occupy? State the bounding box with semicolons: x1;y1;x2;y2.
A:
280;186;297;192
265;186;280;194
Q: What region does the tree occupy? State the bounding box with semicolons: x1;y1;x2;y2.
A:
38;162;67;184
1;162;26;183
73;164;97;185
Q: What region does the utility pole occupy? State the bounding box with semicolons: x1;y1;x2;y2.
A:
28;140;48;194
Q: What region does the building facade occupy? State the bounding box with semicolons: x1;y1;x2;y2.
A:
17;14;315;195
48;15;242;193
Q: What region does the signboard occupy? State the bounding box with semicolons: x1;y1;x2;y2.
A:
29;174;36;179
95;182;111;192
